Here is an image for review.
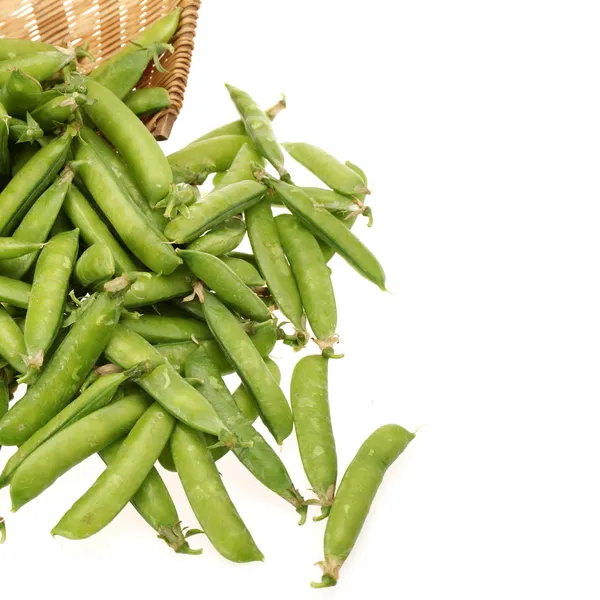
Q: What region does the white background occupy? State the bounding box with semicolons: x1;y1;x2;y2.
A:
2;0;600;598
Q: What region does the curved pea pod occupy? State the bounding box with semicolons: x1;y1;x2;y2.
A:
0;39;57;61
225;84;290;181
63;185;138;274
121;313;212;344
246;199;305;330
100;439;202;554
74;139;181;274
83;78;172;206
104;325;225;437
52;402;175;540
276;214;337;346
10;393;151;511
201;292;293;444
187;217;245;256
291;355;337;521
123;267;195;308
168;135;251;186
213;142;265;190
282;142;370;197
171;425;263;562
0;364;148;489
74;244;115;287
0;286;128;447
0;131;73;235
0;69;42;117
30;92;88;131
265;179;386;290
0;274;30;308
165;180;266;244
0;305;27;374
220;255;265;287
90;9;181;79
0;50;73;86
0;101;9;184
177;250;271;322
0;238;43;259
124;87;171;116
7;114;44;144
313;425;415;588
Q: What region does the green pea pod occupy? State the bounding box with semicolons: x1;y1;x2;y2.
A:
225;251;259;270
165;180;266;244
0;131;72;235
177;250;271;322
213;142;264;190
219;255;265;287
0;69;42;117
265;179;386;290
232;356;280;424
83;78;172;206
90;9;181;79
282;142;370;197
10;393;151;511
168;135;251;186
0;305;27;374
123;267;195;308
276;214;337;345
0;274;30;308
7;114;44;144
63;185;138;274
0;238;43;259
0;39;57;61
23;229;79;374
300;187;371;222
155;341;198;374
104;325;225;437
0;50;72;87
100;438;202;555
124;87;171;116
74;244;115;287
121;313;212;344
0;102;9;185
30;92;88;131
211;171;226;187
201;293;293;444
74;139;181;274
52;402;175;540
225;84;289;181
0;365;148;488
313;425;415;588
291;355;337;521
0;286;128;446
246;199;305;330
9;142;38;177
186;218;246;256
158;444;177;472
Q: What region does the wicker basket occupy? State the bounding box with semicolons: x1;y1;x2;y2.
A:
0;0;200;140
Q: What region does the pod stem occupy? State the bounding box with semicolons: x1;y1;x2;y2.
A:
277;320;310;352
266;95;287;121
157;522;203;555
284;486;309;525
311;555;344;588
0;517;5;544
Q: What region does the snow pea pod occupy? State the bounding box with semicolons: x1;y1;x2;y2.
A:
186;218;246;256
52;402;175;540
219;255;265;287
213;142;264;190
0;305;27;374
124;87;171;115
121;313;212;344
0;50;73;86
123;267;195;308
0;287;127;446
225;84;289;181
177;250;271;322
246;198;304;330
0;69;42;117
312;425;415;588
0;238;43;259
165;180;266;244
30;92;88;131
0;275;30;308
24;229;79;373
0;131;72;235
172;424;263;562
0;39;57;61
83;78;172;206
74;139;181;274
10;393;151;511
74;244;115;287
201;293;293;444
265;179;386;290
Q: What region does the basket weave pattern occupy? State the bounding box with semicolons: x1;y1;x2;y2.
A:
0;0;200;139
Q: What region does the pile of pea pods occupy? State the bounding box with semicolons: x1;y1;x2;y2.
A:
0;9;416;588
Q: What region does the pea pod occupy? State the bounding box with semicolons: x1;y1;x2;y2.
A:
0;69;42;117
177;250;271;322
0;39;57;61
10;393;151;511
165;180;266;244
171;425;263;562
0;101;9;185
213;142;264;190
246;199;305;330
0;238;43;259
225;84;290;181
63;185;137;274
30;93;88;131
313;425;415;588
23;229;79;374
220;255;265;287
52;402;175;540
0;364;148;488
74;244;115;287
232;356;280;424
0;50;73;86
100;439;202;555
275;214;337;346
123;268;195;308
265;178;386;290
0;286;128;446
124;87;171;116
186;218;246;256
121;313;212;344
83;78;172;206
0;131;72;235
74;138;181;274
201;292;293;444
299;187;372;223
0;305;27;374
9;142;38;177
0;274;30;308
